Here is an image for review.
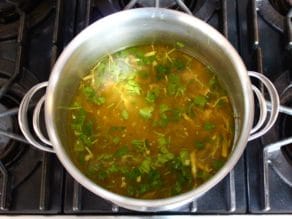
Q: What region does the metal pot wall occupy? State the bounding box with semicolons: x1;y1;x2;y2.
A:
18;8;280;211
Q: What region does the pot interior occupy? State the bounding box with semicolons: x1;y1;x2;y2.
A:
47;8;253;208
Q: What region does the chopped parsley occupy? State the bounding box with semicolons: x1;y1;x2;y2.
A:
131;139;149;154
139;157;152;174
139;106;154;120
82;86;105;105
121;109;129;120
112;136;120;144
124;79;141;95
155;64;170;80
159;104;170;113
176;41;185;48
114;146;129;157
71;106;95;151
167;73;186;96
204;122;215;131
145;88;160;103
212;159;225;170
193;95;208;108
172;59;186;71
195;141;205;150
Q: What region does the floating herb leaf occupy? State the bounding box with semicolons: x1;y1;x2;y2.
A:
121;109;129;120
139;106;154;120
176;41;185;48
179;150;190;166
155;64;170;80
124;79;141;95
112;136;120;144
71;107;95;151
173;59;186;71
139;157;152;174
145;88;160;103
167;73;185;96
212;159;225;170
159;104;170;113
114;146;129;157
204;122;215;131
82;86;105;105
193;95;208;108
195;141;205;150
131;139;149;154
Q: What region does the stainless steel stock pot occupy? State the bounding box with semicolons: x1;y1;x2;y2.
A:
18;8;280;211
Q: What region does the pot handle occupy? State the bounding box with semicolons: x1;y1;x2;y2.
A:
248;71;280;141
18;82;55;153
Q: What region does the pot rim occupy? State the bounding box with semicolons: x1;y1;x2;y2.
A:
45;8;253;211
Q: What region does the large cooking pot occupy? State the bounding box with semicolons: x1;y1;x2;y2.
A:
18;8;280;211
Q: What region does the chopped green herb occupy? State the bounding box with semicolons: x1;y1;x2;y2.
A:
121;109;129;120
156;139;174;166
108;164;119;173
204;122;215;131
208;76;218;89
154;113;169;128
157;136;169;148
71;107;86;134
109;126;126;132
156;64;170;80
186;100;195;117
139;106;154;120
138;71;149;79
137;184;150;194
193;95;208;108
97;153;113;161
159;104;170;113
173;59;186;71
124;79;141;95
176;41;185;48
197;170;211;180
82;86;105;105
212;159;225;170
157;152;174;165
126;167;141;180
114;146;129;157
167;73;186;96
169;108;182;122
195;141;205;150
112;136;120;144
74;140;84;152
145;88;160;103
97;170;108;180
215;96;228;108
131;139;149;153
179;150;190;166
139;157;152;174
172;182;182;195
155;107;181;127
135;50;156;65
71;108;95;151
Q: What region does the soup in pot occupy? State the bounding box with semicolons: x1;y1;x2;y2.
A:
67;43;234;199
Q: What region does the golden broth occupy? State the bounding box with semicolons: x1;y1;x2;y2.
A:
67;44;234;199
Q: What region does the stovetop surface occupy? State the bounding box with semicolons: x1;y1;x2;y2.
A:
0;0;291;215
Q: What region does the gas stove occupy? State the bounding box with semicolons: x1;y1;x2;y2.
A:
0;0;291;216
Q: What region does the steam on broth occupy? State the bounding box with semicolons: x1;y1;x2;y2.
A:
67;44;234;199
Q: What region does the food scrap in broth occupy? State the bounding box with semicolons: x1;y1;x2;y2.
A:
67;44;234;199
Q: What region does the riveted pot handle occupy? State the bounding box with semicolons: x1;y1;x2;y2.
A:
248;71;280;141
18;82;55;153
